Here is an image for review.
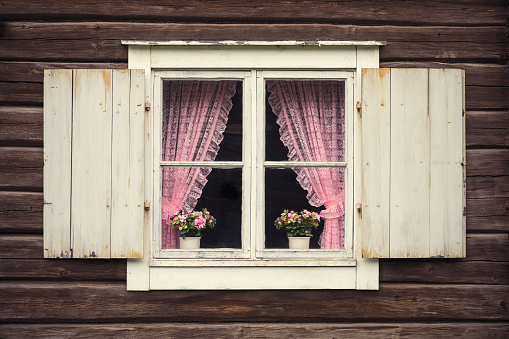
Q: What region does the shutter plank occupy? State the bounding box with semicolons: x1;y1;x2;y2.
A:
43;70;72;258
361;68;391;258
429;69;466;257
71;69;113;258
111;69;144;258
390;69;430;258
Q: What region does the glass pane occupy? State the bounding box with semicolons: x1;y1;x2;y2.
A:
265;167;345;249
162;80;242;162
162;167;242;249
265;80;345;162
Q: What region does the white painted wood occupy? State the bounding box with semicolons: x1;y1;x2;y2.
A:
160;161;244;168
360;68;391;258
263;161;347;168
151;46;357;69
43;70;73;258
390;69;430;258
127;46;151;290
122;40;386;46
150;266;357;290
111;69;145;258
150;259;356;267
429;69;465;258
71;69;113;258
355;46;380;290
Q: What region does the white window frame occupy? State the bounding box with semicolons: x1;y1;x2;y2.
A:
124;41;383;291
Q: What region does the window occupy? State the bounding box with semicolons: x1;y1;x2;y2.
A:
43;41;465;291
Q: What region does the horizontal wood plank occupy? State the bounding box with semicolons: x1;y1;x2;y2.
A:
2;106;507;149
0;281;506;321
2;22;507;44
1;39;505;64
2;61;505;86
466;111;509;149
466;176;509;199
0;259;126;281
0;322;508;338
1;233;507;261
0;0;505;25
0;191;42;233
1;146;507;193
2;80;505;109
380;260;509;284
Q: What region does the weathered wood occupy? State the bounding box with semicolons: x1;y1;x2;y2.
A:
3;22;507;44
2;233;506;262
380;260;509;285
466;111;509;148
0;281;506;321
3;82;504;110
2;61;505;87
0;106;43;146
0;322;508;338
0;192;42;233
467;197;509;233
0;259;126;281
467;176;509;199
0;0;505;25
468;149;509;177
0;147;43;191
0;61;127;83
380;62;508;87
1;39;505;64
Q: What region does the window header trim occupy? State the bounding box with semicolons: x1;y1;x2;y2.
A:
121;40;386;46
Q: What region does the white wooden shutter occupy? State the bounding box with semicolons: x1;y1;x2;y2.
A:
361;68;465;258
44;69;145;258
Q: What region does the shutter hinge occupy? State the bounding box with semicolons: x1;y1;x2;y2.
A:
356;101;361;113
462;109;465;117
145;102;151;111
356;203;362;218
144;200;150;210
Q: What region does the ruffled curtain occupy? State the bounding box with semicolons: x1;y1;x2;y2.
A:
161;80;236;249
267;80;346;249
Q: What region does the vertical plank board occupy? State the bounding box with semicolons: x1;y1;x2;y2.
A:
127;46;151;290
110;69;130;258
429;69;465;258
71;69;113;258
390;69;430;258
43;70;72;258
361;68;391;259
127;69;145;258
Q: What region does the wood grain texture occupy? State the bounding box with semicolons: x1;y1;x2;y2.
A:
0;281;507;322
2;22;507;43
1;39;505;64
1;61;505;86
0;322;508;338
0;192;42;233
0;0;505;25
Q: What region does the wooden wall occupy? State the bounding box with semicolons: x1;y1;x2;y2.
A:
1;1;508;337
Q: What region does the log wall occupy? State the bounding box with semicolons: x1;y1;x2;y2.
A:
0;1;507;337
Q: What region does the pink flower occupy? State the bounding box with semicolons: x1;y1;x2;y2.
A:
194;216;206;228
312;212;320;221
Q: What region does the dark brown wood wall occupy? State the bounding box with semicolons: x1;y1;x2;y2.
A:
0;1;508;337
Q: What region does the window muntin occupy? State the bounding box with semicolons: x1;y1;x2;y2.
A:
153;70;354;261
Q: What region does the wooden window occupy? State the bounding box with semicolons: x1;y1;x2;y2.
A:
43;42;465;291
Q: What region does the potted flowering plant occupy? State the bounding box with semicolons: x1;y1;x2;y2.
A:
274;209;320;249
171;208;216;249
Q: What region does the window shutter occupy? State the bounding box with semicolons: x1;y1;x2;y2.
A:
44;69;145;258
361;68;465;258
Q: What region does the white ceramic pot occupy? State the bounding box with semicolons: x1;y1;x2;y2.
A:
288;237;310;249
179;236;201;249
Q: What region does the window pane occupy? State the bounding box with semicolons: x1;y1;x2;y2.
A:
162;167;242;249
162;80;242;162
265;80;345;162
265;167;345;249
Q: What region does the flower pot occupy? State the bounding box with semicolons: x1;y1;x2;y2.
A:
288;237;310;249
179;236;201;249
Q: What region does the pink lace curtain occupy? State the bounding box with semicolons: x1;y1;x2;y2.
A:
161;80;237;249
267;80;346;249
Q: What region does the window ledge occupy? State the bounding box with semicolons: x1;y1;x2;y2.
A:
121;40;387;46
150;259;357;267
